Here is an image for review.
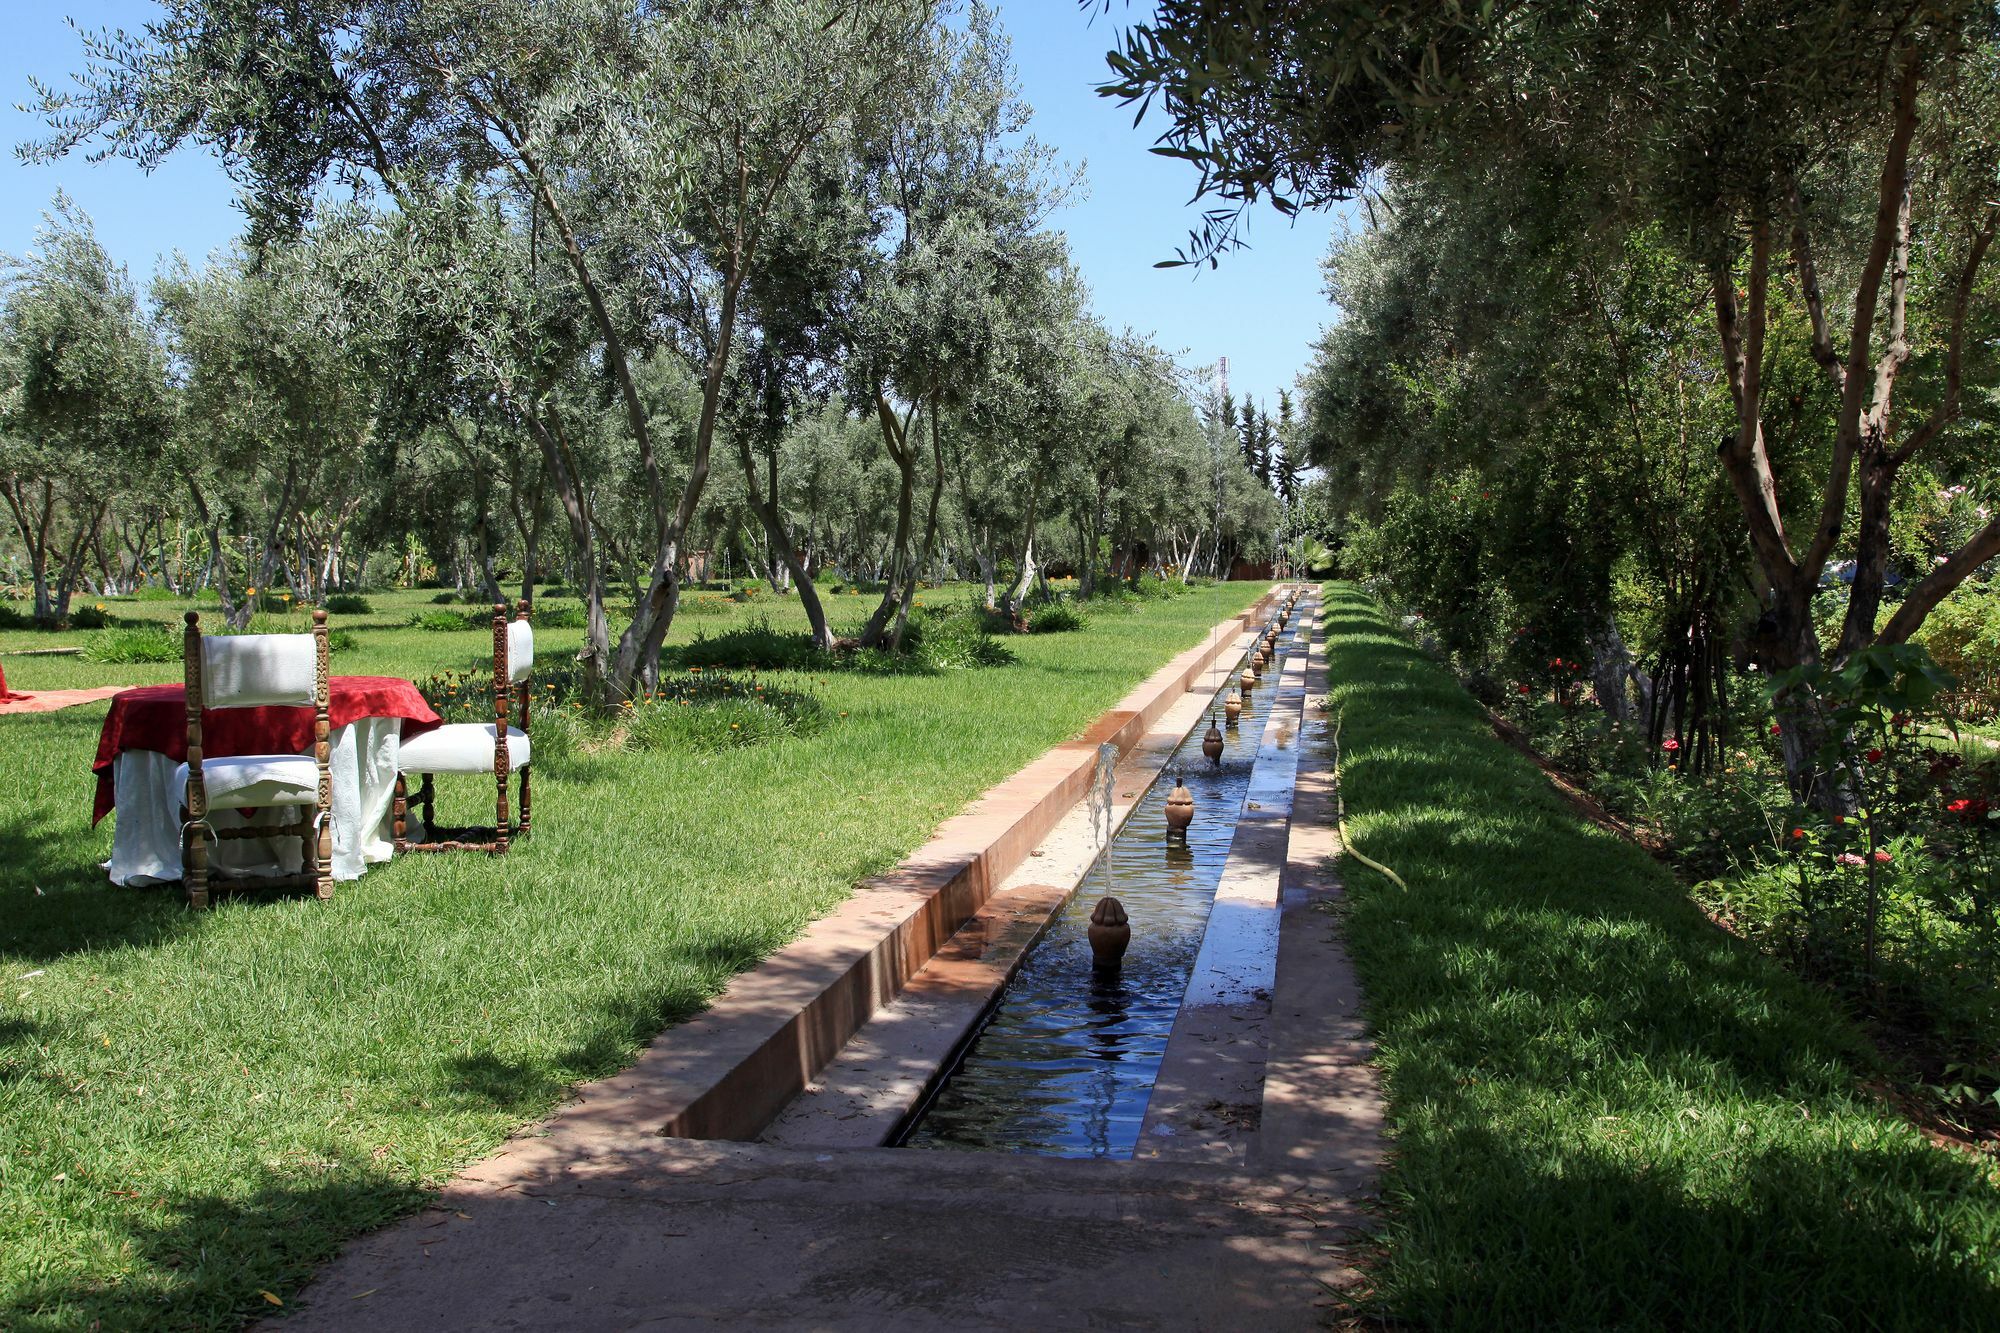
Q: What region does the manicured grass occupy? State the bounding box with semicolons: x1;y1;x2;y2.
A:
0;580;1262;1330
1321;582;2000;1329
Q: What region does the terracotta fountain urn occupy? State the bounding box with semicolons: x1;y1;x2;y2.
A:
1224;690;1243;723
1164;771;1196;841
1241;666;1257;689
1201;718;1224;765
1088;896;1131;967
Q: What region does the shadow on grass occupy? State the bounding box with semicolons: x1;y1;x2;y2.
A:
431;931;779;1117
0;712;205;963
5;1160;424;1332
1321;583;2000;1329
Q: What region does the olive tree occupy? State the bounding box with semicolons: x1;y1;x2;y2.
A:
0;196;167;627
30;0;933;702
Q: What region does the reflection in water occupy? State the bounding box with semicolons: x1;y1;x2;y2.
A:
902;621;1298;1159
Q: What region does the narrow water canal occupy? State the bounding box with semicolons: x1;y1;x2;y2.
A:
900;610;1302;1158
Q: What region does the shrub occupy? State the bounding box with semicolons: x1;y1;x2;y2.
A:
325;593;373;615
411;609;475;632
415;657;825;769
69;605;113;629
675;594;735;618
909;602;1015;668
1026;600;1088;634
429;591;459;605
530;602;588;629
83;626;181;663
1918;582;2000;717
130;585;181;602
678;618;819;672
0;604;29;630
86;622;358;661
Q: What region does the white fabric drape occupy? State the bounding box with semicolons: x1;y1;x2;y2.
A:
105;716;403;886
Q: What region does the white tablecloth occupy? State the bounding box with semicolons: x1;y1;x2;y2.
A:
106;717;403;886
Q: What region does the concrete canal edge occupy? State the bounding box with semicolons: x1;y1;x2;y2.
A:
466;587;1284;1165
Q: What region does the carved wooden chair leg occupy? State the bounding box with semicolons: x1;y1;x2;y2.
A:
518;766;531;839
314;813;334;902
393;774;409;854
183;811;210;911
494;762;511;855
420;775;436;840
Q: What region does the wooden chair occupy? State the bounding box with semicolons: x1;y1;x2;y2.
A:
178;609;334;909
394;601;533;854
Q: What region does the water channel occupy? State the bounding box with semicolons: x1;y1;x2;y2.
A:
900;607;1302;1158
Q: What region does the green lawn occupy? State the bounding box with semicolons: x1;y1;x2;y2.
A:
1322;582;2000;1330
0;580;1263;1330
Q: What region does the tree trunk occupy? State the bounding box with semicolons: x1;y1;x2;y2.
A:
888;413;947;653
1003;483;1042;617
737;431;834;651
860;394;919;649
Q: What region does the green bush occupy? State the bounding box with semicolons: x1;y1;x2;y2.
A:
85;623;358;662
411;609;475;632
325;593;373;615
1026;600;1088;634
429;591;459;605
678;618;820;672
0;604;29;630
1917;581;2000;716
69;605;113;629
530;602;588;629
130;585;181;602
83;626;181;664
674;593;735;617
415;657;824;769
909;602;1015;668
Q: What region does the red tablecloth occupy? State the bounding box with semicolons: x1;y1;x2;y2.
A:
92;676;441;823
0;660;22;702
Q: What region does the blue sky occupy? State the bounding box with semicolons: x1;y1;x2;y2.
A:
2;2;1350;412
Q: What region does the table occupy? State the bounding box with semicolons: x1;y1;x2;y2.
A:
94;677;441;886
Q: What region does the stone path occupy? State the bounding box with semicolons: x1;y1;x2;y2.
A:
273;593;1385;1330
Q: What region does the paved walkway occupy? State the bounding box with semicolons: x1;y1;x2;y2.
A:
275;598;1383;1330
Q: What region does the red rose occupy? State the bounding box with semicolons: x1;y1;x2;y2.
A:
1770;724;1783;736
1517;684;1530;696
1791;828;1805;840
1662;738;1681;753
1865;748;1884;764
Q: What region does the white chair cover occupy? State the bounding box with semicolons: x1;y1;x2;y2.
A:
201;634;316;707
506;620;534;684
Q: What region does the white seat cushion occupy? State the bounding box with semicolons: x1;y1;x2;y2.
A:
173;754;321;808
397;723;531;775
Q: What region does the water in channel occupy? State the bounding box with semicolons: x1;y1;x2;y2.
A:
900;614;1300;1159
